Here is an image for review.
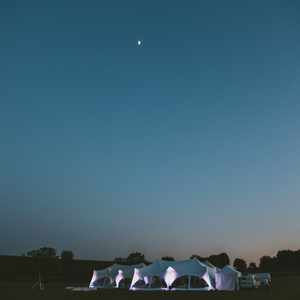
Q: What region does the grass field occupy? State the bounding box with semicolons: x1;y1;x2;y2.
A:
1;276;300;300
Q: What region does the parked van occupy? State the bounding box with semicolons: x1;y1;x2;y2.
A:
255;273;271;287
239;274;257;289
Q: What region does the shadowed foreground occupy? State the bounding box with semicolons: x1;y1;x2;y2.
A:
1;276;300;300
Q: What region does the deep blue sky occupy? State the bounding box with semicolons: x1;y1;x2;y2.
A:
1;0;300;263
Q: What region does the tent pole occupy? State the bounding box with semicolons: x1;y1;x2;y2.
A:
188;276;191;290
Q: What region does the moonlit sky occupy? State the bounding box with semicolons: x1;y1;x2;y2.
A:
1;0;300;263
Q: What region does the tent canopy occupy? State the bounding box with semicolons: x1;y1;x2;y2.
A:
89;260;241;291
130;259;215;290
89;263;145;288
215;265;241;291
107;263;145;279
164;259;208;287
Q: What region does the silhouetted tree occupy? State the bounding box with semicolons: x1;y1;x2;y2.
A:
127;252;145;264
161;256;175;261
295;250;300;268
61;250;74;282
259;256;274;271
61;250;74;262
276;250;295;270
114;257;127;264
233;258;247;273
208;253;230;268
27;247;57;258
258;249;300;272
248;262;257;273
26;247;57;282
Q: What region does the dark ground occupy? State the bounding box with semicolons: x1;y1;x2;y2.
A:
1;276;300;300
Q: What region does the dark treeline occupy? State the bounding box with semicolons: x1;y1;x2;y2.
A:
0;249;148;283
1;247;300;283
259;250;300;273
114;252;148;264
190;253;230;268
191;250;300;274
0;255;113;283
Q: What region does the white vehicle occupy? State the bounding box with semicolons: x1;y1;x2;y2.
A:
254;273;271;287
239;274;257;289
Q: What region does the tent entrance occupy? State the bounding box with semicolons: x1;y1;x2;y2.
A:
170;276;209;290
150;276;167;289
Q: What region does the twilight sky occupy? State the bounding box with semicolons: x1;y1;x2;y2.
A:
1;0;300;263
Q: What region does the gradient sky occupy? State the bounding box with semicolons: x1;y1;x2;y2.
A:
1;0;300;264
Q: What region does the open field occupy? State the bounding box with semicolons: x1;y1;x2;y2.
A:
1;276;300;300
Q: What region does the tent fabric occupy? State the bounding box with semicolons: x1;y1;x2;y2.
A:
215;265;241;291
89;263;145;288
163;259;210;288
130;260;171;288
107;263;145;281
115;270;125;288
114;264;145;287
130;259;216;290
89;269;110;288
130;261;161;288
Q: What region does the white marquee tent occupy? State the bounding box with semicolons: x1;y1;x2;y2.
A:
164;259;215;290
89;260;241;292
215;265;241;291
130;260;167;289
89;263;145;288
130;259;216;290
